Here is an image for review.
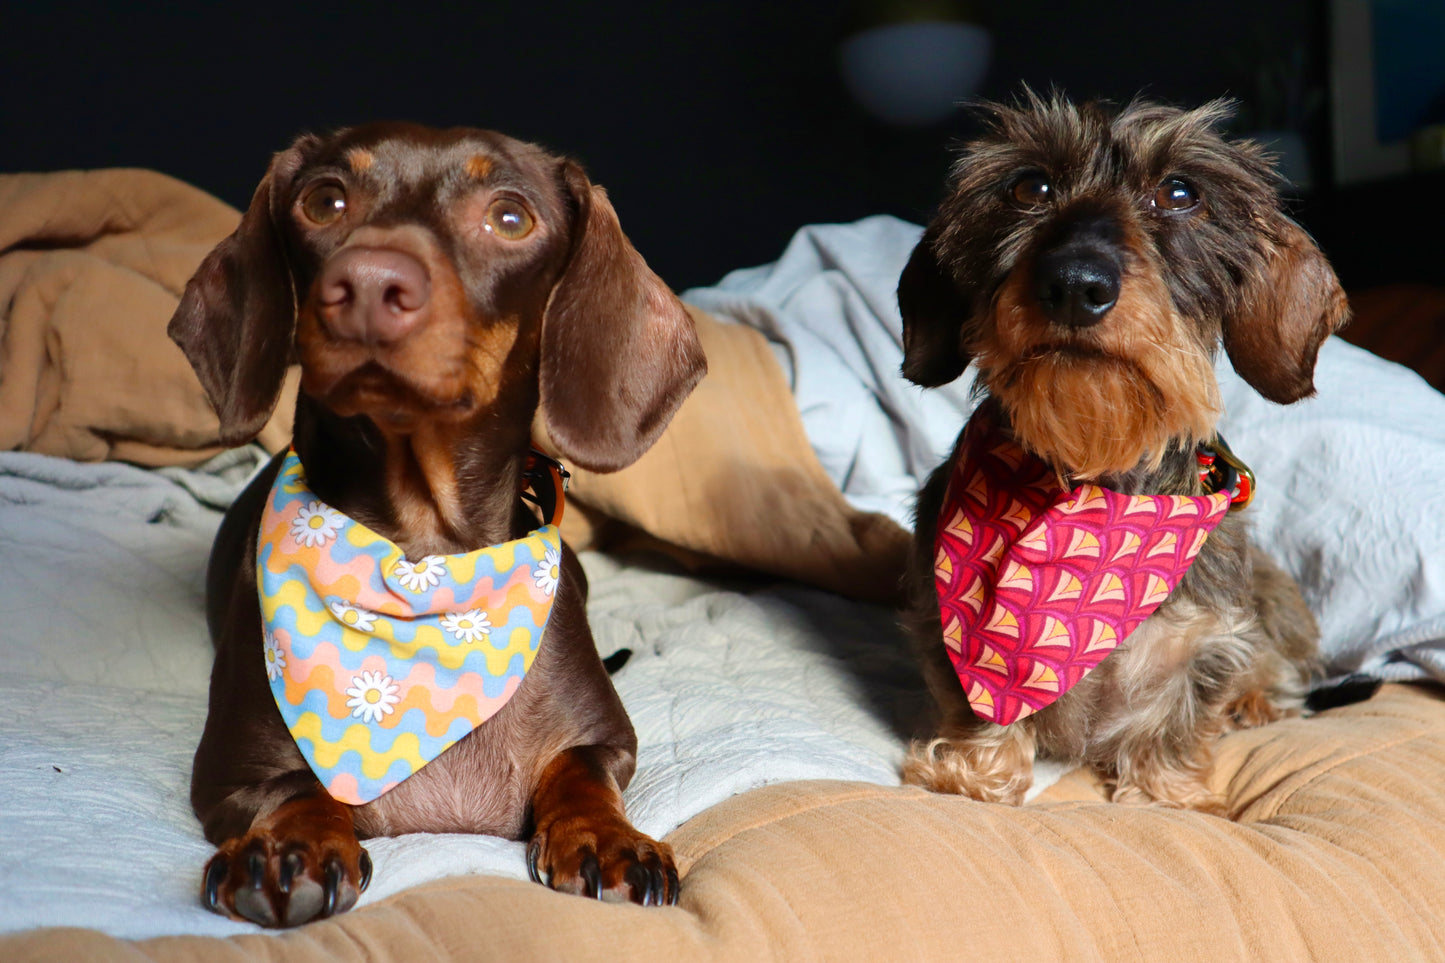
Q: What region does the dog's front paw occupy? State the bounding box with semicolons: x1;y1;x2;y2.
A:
527;817;678;906
902;728;1036;805
201;797;372;927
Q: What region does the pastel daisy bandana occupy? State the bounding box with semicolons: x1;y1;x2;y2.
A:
933;410;1232;726
259;449;562;805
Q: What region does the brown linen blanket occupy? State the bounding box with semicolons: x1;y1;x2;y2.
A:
0;169;297;464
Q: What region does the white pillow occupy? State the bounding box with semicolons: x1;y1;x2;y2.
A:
1219;337;1445;684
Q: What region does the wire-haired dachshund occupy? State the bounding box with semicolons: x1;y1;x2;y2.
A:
169;123;705;926
897;92;1347;814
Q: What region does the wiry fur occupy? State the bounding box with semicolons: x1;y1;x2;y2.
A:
897;90;1346;815
982;261;1221;479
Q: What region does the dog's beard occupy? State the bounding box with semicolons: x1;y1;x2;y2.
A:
978;270;1221;479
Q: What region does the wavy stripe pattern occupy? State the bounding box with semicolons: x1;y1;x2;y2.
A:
259;449;559;804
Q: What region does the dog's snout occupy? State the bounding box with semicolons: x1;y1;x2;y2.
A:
1033;249;1121;328
318;247;432;345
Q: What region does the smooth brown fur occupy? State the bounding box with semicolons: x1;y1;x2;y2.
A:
170;123;705;926
897;91;1347;814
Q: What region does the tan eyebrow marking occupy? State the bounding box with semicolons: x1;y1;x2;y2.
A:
465;154;494;180
346;148;374;172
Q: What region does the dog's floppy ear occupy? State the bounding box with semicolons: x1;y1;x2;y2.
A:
540;161;706;473
1222;215;1349;404
168;143;311;445
898;224;972;387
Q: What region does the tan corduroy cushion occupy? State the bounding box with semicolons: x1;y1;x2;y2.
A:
7;683;1441;963
541;304;910;603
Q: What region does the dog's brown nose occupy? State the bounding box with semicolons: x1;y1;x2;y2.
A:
1033;251;1120;328
317;247;432;345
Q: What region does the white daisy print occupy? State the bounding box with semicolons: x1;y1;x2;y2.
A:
263;630;287;682
291;501;345;548
394;556;446;592
440;609;491;642
345;670;400;723
533;547;561;597
328;600;377;633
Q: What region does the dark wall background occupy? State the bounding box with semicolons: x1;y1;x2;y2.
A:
2;0;1427;292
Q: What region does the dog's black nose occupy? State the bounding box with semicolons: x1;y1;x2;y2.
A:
1033;251;1121;328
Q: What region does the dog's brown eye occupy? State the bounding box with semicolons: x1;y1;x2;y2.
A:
1010;174;1052;209
301;184;348;225
1154;178;1199;212
485;198;535;240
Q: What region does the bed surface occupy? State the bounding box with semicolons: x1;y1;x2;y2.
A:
2;170;1444;961
0;445;977;940
7;682;1444;962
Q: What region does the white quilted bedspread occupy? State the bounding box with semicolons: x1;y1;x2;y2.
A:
0;447;955;939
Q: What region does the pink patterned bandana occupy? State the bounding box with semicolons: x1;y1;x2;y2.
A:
933;410;1231;726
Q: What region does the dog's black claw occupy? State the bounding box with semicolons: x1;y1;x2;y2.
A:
653;857;673;907
203;856;228;911
602;648;633;674
278;851;304;894
579;851;602;899
245;843;267;889
321;857;343;917
624;861;654;906
358;848;373;893
525;839;543;884
649;857;671;907
665;866;680;906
